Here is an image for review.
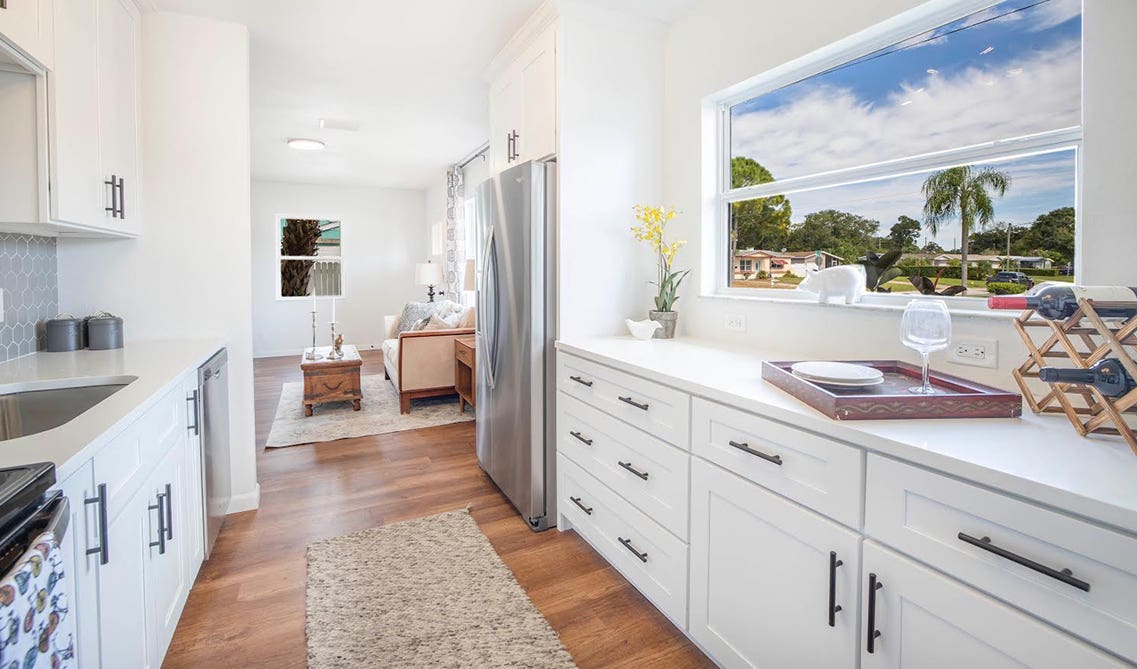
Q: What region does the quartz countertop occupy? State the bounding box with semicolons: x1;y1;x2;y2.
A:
556;336;1137;536
0;339;225;479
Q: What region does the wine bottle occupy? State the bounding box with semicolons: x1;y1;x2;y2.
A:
987;285;1137;320
1038;358;1136;398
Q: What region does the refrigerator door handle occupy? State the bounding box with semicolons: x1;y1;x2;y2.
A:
480;225;497;391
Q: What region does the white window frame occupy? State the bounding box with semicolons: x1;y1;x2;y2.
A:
275;213;346;300
702;0;1083;314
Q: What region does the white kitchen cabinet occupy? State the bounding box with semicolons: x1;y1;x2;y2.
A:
860;541;1128;669
182;376;205;585
97;474;153;669
145;429;191;664
0;0;54;67
94;0;140;233
689;458;861;669
56;459;102;669
488;24;555;173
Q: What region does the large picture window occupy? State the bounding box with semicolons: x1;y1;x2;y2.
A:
721;0;1081;299
277;217;343;299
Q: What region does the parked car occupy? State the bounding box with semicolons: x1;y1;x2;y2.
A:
986;271;1035;289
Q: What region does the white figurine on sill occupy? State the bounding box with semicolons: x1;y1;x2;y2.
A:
798;265;866;305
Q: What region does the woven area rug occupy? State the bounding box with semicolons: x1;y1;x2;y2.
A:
306;509;577;669
265;375;474;448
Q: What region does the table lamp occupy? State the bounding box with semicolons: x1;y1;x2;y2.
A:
415;261;445;302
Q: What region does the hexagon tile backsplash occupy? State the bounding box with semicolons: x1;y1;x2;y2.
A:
0;234;59;362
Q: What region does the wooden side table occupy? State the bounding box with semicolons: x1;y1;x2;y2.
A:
300;345;363;417
454;336;476;412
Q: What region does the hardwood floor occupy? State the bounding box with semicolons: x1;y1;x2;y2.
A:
163;350;713;668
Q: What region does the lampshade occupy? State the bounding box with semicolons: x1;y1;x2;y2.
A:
463;259;476;291
415;262;444;286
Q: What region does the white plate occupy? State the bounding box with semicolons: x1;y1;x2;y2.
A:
790;361;884;384
792;372;886;389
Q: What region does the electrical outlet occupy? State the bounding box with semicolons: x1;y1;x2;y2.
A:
947;338;998;368
725;313;746;332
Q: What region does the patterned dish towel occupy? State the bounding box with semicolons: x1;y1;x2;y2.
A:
0;531;73;668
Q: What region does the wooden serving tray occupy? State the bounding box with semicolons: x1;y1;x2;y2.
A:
761;360;1023;421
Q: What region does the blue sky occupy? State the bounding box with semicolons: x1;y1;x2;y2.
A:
730;0;1081;248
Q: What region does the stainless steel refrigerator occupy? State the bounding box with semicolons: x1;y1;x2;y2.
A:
474;159;557;531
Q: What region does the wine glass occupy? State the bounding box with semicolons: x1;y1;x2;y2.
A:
900;299;952;395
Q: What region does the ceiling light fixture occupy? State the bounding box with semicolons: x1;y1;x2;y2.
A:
287;138;326;151
980;46;995;55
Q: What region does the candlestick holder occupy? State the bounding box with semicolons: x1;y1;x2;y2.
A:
304;310;323;360
327;321;344;359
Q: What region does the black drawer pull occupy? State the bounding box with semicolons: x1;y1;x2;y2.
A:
569;431;593;446
957;532;1090;592
828;551;843;627
569;375;593;387
84;483;109;565
866;572;882;653
164;483;173;540
728;440;783;466
149;491;167;555
618;461;649;480
618;396;649;411
570;496;593;515
618;536;648;563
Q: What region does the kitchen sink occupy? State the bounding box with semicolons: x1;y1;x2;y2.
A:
0;376;137;441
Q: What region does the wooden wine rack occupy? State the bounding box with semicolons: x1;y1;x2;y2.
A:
1012;299;1137;456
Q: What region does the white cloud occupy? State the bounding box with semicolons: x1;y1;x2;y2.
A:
731;39;1081;180
1027;0;1081;32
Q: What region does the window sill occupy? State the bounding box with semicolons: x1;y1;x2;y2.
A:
700;289;1021;321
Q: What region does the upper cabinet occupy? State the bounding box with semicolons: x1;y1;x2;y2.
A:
49;0;142;236
488;22;556;174
0;0;54;68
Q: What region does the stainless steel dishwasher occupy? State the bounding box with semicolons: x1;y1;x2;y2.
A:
198;349;231;559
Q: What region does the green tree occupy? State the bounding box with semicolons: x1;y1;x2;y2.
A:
887;215;922;251
1014;207;1075;265
729;157;792;254
969;222;1023;257
922;165;1011;287
787;209;880;262
920;240;945;254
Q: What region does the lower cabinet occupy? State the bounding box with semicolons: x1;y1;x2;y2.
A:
56;367;208;668
689;458;861;669
860;541;1128;669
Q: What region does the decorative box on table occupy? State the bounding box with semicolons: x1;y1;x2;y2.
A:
761;360;1022;421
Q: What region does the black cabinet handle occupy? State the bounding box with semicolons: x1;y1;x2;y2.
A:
866;573;882;653
104;175;119;217
187;390;200;435
149;491;167;555
957;532;1090;592
728;440;783;466
84;483;109;565
618;461;649;480
828;551;843;627
618;396;649;411
117;178;125;218
569;496;593;515
506;132;514;163
569;430;593;446
618;536;648;563
569;375;593;388
164;483;173;541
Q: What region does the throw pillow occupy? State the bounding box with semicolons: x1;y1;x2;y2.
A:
395;301;450;335
424;313;461;330
457;306;476;329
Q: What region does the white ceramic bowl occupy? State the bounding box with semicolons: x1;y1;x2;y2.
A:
625;318;662;340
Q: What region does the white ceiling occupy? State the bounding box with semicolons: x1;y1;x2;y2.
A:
151;0;699;190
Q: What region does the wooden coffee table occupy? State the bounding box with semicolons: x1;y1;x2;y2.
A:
300;345;363;417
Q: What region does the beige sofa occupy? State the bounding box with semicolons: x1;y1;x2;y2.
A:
382;312;474;414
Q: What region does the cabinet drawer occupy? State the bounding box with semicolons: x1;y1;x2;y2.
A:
557;454;688;628
557;353;690;449
454;342;474;367
865;455;1137;662
95;383;185;519
691;398;863;528
557;393;689;539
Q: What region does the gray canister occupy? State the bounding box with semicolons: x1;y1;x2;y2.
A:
45;315;84;352
86;312;124;350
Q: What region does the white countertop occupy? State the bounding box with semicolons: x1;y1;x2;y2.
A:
557;336;1137;536
0;339;225;479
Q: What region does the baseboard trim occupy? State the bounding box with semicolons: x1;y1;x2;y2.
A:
226;484;261;514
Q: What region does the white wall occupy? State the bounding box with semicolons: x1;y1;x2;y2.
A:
251;181;427;357
424;180;446;261
660;0;1137;388
556;4;665;339
58;12;259;511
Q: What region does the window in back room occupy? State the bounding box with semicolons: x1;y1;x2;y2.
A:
278;217;343;298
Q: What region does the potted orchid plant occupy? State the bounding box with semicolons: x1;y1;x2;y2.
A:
632;204;689;339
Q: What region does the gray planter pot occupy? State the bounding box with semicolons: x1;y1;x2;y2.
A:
649;310;678;339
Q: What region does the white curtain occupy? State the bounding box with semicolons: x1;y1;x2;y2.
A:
444;164;465;300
